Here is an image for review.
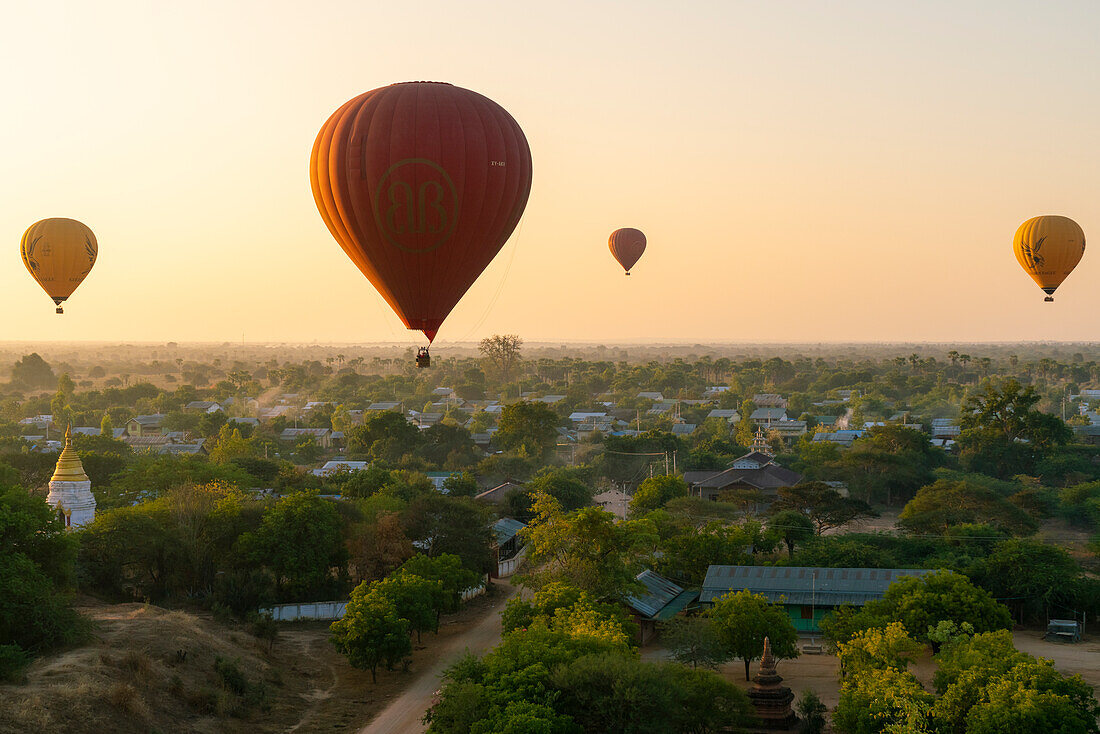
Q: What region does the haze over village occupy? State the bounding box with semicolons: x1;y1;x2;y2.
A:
3;1;1100;733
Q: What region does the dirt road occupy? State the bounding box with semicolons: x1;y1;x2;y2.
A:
357;580;517;734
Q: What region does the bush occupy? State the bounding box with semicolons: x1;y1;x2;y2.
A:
0;643;30;683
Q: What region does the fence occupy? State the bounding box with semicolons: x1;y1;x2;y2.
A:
261;575;489;621
497;545;528;578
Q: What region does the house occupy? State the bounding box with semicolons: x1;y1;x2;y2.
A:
569;411;607;424
1073;425;1100;446
226;417;260;429
70;427;104;437
701;565;933;633
537;395;567;404
475;481;525;504
930;419;961;439
409;412;443;428
769;420;807;442
682;451;801;504
260;405;294;420
432;387;455;397
704;386;731;397
750;407;788;427
593;488;630;520
157;442;207;456
625;570;698;645
367;402;401;411
671;423;697;437
637;391;664;401
279;427;333;448
707;409;740;423
427;471;459;491
123;435;172;450
185;401;223;414
753;394;788;409
19;415;55;430
311;460;371;477
125;414;166;437
647;401;677;416
491;518;526;561
812;430;865;447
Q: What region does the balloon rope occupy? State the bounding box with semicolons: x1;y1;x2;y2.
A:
457;216;526;341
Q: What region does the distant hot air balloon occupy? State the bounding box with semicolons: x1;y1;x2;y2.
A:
310;82;533;360
20;218;98;314
609;228;646;275
1013;216;1086;302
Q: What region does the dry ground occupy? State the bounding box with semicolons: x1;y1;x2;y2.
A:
0;587;507;734
643;630;1099;714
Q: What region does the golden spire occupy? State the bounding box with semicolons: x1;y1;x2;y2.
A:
51;424;89;482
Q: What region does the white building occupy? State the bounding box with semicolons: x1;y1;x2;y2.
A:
46;427;96;529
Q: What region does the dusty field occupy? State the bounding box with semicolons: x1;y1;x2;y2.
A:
643;629;1099;714
0;588;507;734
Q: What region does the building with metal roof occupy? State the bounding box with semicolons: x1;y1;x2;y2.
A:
625;570;699;644
702;565;934;632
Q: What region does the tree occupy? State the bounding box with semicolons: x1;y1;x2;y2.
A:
796;690;827;734
839;426;942;505
347;511;414;583
207;425;254;465
709;590;799;680
898;479;1037;536
478;334;523;380
502;582;636;647
973;539;1082;624
240;491;347;600
398;554;482;619
771;482;878;535
441;471;479;497
330;585;411;682
99;411;114;437
403;494;493;574
495;402;559;461
629;475;689;515
767;510;815;557
372;572;444;642
735;399;756;447
660;616;729;670
347;411;423;464
867;570;1011;644
833;623;932;733
550;655;756;734
957;379;1072;478
9;353;55;389
931;630;1100;734
520;490;655;600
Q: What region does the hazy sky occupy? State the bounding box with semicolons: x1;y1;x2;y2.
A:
2;1;1098;345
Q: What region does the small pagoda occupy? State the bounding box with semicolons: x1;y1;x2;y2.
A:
747;636;798;731
750;427;773;456
46;425;96;528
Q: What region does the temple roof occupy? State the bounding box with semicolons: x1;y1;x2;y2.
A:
51;425;89;483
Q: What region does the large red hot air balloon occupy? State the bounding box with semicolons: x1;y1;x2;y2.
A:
310;82;533;347
609;228;646;275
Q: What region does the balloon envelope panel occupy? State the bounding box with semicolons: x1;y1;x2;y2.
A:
609;227;646;273
20;218;98;304
310;82;533;342
1013;215;1085;295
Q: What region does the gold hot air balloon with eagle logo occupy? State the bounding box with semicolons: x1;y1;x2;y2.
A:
20;218;98;313
1012;215;1085;302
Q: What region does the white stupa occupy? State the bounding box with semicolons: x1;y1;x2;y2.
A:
46;425;96;528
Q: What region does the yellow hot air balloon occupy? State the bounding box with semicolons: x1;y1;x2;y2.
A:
1013;215;1085;302
20;218;98;314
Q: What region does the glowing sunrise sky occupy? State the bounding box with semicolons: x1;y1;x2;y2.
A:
2;1;1098;345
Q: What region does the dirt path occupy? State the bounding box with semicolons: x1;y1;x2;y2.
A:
357;580;517;734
